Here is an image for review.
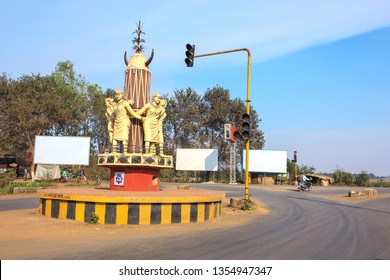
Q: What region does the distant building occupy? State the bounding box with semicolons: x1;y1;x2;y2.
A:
251;173;288;185
305;174;334;186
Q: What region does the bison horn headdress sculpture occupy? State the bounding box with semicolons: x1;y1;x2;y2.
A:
124;48;154;67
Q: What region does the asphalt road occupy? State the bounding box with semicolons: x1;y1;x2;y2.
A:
0;195;40;211
1;184;390;260
111;184;390;260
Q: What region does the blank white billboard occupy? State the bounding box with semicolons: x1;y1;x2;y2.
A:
243;150;287;173
34;136;90;165
176;149;218;171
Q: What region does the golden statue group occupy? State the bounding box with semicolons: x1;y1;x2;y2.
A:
98;21;172;191
102;21;169;157
105;90;166;155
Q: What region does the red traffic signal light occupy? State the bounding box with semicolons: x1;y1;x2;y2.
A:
185;44;195;67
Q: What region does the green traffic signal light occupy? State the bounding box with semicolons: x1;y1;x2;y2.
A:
185;44;195;67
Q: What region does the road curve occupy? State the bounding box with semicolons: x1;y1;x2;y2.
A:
105;185;390;260
63;184;390;260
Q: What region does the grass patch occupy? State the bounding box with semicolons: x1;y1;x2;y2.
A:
0;181;55;195
366;181;390;188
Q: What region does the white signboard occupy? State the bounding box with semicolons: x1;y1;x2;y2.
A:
176;149;218;171
34;136;90;165
243;150;287;173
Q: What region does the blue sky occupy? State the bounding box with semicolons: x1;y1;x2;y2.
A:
1;0;390;176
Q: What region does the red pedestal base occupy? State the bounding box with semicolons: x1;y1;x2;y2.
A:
109;166;161;191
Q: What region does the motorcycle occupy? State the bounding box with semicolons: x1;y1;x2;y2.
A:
298;179;312;192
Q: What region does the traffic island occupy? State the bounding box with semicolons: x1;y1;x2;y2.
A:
348;188;378;198
37;187;225;225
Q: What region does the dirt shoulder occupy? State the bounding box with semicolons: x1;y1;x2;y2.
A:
0;194;269;259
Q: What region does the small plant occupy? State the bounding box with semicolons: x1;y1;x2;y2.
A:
93;175;101;185
0;168;17;189
242;201;252;211
90;212;100;224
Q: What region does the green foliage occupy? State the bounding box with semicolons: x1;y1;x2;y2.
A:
0;168;17;189
287;159;298;183
0;62;107;163
0;186;12;195
334;169;354;185
366;181;390;188
286;161;316;184
0;180;54;194
164;86;264;175
299;164;316;174
9;181;54;188
160;169;176;182
3;60;388;184
0;185;12;195
89;212;99;224
354;171;370;186
242;201;252;211
84;155;110;181
2;63;265;184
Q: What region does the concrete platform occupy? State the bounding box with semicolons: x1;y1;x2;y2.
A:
36;187;225;225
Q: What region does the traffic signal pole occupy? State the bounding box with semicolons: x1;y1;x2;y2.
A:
245;50;251;201
191;48;252;201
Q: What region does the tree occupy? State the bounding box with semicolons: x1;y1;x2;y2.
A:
163;88;203;154
49;61;92;137
201;86;264;170
1;64;265;183
334;169;354;185
0;61;107;171
50;61;111;153
163;85;264;181
287;159;298;182
354;171;370;186
89;88;116;152
0;73;72;164
300;164;316;174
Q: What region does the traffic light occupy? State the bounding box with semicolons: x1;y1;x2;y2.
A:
293;151;297;163
241;113;250;140
233;128;242;141
185;44;195;67
224;124;238;142
230;125;237;142
232;113;251;141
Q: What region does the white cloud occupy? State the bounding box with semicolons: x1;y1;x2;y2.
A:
143;0;390;68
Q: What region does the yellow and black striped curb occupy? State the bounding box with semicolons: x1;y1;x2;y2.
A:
37;189;224;225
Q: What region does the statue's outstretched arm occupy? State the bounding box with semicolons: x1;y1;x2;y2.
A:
136;103;150;117
125;102;143;120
